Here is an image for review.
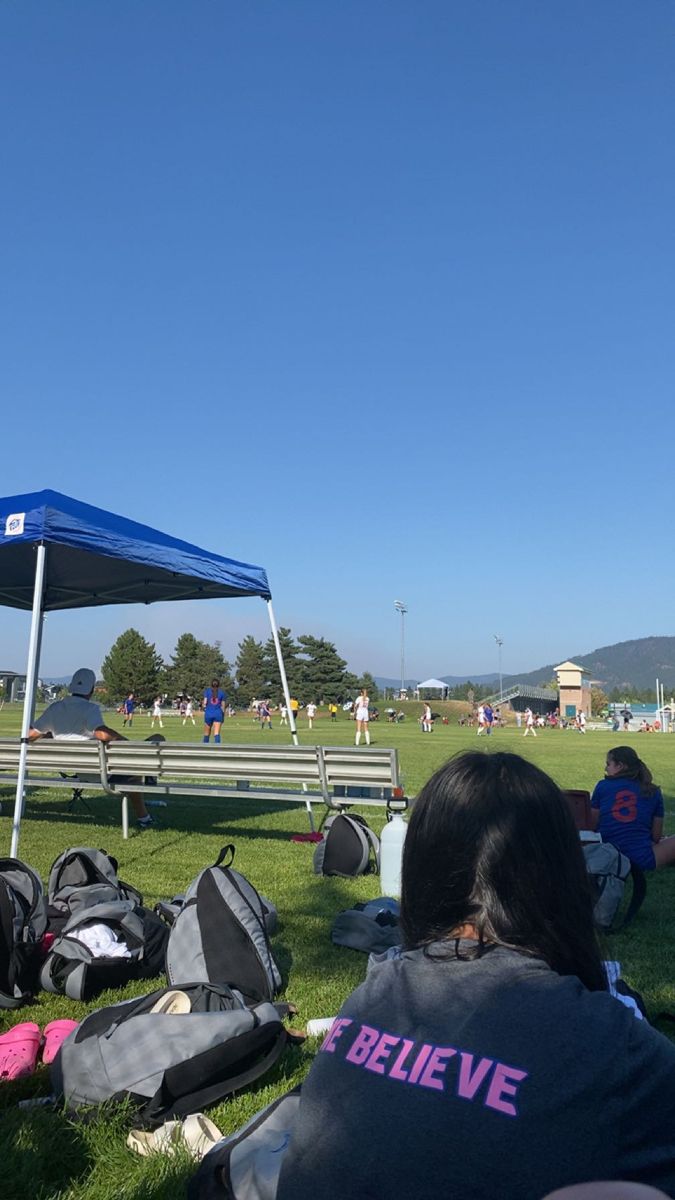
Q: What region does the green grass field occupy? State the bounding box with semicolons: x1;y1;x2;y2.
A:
2;704;675;1200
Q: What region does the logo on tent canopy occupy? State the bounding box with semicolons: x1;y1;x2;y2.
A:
4;513;25;537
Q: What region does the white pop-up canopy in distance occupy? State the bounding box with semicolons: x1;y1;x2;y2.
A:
415;678;450;698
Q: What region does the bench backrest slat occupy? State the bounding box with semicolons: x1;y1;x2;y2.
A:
322;747;400;788
106;742;324;785
0;739;103;774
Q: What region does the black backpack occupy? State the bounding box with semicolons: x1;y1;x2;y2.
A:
313;814;380;877
164;846;281;1004
52;981;290;1126
39;900;169;1001
0;857;48;1009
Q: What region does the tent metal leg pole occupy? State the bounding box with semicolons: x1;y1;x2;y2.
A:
266;599;315;831
30;614;45;728
122;795;129;840
266;600;299;746
11;543;47;858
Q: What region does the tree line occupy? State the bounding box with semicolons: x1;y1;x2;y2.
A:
100;628;380;706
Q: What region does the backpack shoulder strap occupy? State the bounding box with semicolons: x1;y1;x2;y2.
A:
361;822;380;873
0;883;28;1008
344;815;380;873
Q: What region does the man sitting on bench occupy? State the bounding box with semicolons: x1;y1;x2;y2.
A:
28;667;154;829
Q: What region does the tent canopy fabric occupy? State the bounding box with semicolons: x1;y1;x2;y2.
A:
416;678;448;690
0;490;271;611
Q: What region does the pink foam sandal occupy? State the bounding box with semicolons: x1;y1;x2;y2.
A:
41;1019;79;1065
0;1022;41;1081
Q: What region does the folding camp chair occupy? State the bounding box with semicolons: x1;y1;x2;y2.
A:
66;780;94;815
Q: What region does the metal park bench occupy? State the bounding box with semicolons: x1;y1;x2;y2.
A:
0;739;403;839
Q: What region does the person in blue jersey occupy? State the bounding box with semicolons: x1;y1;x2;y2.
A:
122;692;135;728
202;678;226;743
590;746;675;870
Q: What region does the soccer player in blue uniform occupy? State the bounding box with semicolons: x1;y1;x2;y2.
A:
122;692;135;728
590;745;675;870
202;678;226;743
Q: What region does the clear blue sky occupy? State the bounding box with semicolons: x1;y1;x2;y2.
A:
1;1;674;682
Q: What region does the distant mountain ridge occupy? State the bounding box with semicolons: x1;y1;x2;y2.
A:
374;674;497;690
375;637;675;695
497;636;675;694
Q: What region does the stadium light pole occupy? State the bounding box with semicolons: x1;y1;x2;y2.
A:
394;600;408;697
494;634;503;701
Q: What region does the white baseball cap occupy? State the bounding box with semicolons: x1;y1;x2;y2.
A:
69;668;96;697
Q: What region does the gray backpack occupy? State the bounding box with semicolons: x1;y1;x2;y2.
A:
331;897;401;955
166;846;281;1003
47;847;142;920
583;841;632;929
52;981;289;1125
313;814;380;877
0;857;48;1009
189;1087;301;1200
40;900;169;1001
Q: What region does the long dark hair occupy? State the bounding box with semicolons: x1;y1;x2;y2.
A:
607;746;656;795
400;751;607;992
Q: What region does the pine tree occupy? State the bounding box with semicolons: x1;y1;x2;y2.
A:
296;635;350;702
164;633;234;702
262;627;301;701
358;671;380;701
101;629;164;703
342;671;360;701
235;636;268;704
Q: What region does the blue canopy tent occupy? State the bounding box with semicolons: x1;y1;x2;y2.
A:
0;489;299;854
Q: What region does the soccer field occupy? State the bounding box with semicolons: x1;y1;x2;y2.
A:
1;705;675;1199
6;700;675;795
